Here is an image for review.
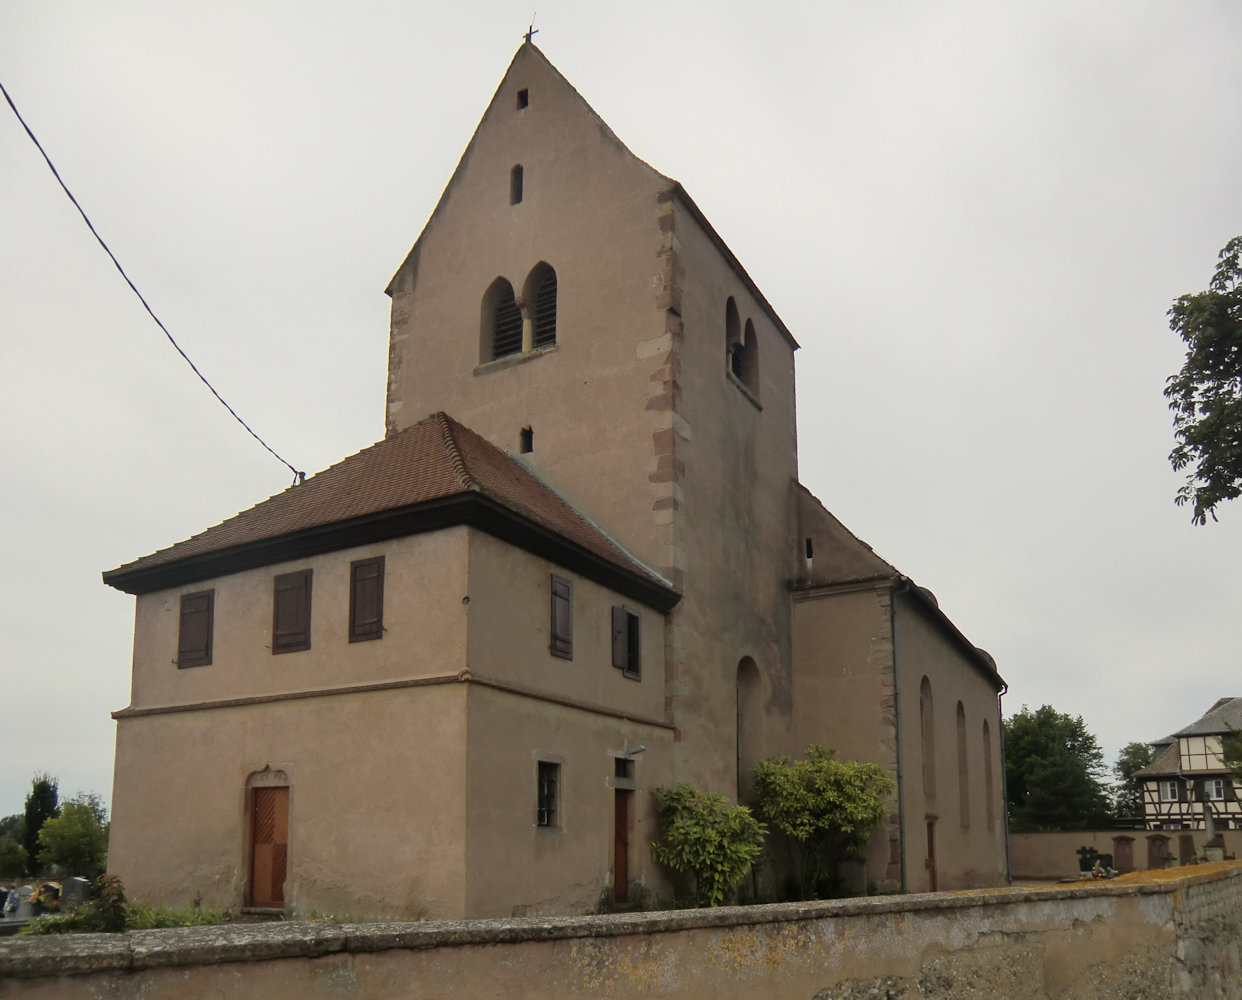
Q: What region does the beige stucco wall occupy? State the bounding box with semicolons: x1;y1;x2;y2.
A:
464;530;665;720
463;684;675;917
790;584;900;888
8;866;1242;999
894;594;1006;892
109;684;470;920
129;529;470;709
112;521;678;921
383;45;802;809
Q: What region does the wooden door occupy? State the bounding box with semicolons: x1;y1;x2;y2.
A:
614;790;632;904
251;787;288;908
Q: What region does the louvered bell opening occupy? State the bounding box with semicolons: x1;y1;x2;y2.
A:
492;294;523;358
532;272;557;347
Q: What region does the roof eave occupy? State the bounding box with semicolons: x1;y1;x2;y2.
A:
102;493;681;613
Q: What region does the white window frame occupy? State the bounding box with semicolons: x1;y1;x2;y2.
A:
1159;780;1180;802
1204;778;1226;801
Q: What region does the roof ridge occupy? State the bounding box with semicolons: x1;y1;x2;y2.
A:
434;412;477;491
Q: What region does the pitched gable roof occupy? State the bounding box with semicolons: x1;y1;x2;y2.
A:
103;413;678;611
384;41;798;350
1173;697;1242;737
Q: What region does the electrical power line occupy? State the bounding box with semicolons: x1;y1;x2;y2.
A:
1;80;305;485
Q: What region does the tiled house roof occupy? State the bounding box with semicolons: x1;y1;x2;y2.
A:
104;412;678;610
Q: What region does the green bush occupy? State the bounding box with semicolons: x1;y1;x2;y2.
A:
753;745;893;899
651;784;766;907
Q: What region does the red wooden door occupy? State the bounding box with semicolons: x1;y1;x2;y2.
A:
251;787;288;908
614;790;631;904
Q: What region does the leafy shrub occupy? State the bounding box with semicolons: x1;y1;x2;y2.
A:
651;784;766;907
753;745;894;899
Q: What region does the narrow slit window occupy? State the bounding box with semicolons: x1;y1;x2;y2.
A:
516;88;529;109
510;164;524;205
537;761;560;827
520;426;534;453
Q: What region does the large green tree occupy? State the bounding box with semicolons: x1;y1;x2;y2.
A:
752;745;894;899
36;795;108;874
1003;706;1111;831
1111;742;1156;821
22;773;59;874
1165;235;1242;524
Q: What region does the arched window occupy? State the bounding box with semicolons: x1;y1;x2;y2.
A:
724;299;759;396
920;676;936;800
481;277;522;361
524;263;557;349
956;702;969;828
983;720;995;831
736;657;761;802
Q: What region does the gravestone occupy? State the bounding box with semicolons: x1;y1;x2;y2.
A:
62;877;89;910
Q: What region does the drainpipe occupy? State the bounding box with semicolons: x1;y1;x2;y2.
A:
891;578;910;893
996;681;1010;883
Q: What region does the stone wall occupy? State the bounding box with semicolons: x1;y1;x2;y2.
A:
3;865;1241;999
1010;829;1242;879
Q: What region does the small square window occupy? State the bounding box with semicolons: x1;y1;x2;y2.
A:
516;88;529;109
614;757;634;780
537;761;560;827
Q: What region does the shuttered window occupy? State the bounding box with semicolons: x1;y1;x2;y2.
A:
532;270;557;347
272;569;312;654
610;606;641;679
492;288;523;359
350;556;385;643
177;590;214;668
550;575;572;659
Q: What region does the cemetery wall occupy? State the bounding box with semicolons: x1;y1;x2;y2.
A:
1010;828;1242;879
2;864;1242;999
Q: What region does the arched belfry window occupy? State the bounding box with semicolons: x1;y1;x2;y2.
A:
724;298;758;396
525;263;557;349
725;297;740;367
482;277;522;361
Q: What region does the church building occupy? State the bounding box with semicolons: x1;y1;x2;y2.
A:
103;41;1007;919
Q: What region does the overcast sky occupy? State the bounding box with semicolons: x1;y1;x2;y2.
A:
3;1;1241;820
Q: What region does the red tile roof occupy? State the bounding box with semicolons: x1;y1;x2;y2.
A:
104;413;675;606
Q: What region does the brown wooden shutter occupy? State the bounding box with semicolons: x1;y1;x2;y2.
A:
349;556;385;643
178;590;214;667
272;569;312;654
611;606;627;669
550;575;572;659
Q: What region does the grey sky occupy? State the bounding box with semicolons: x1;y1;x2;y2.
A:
3;1;1241;818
